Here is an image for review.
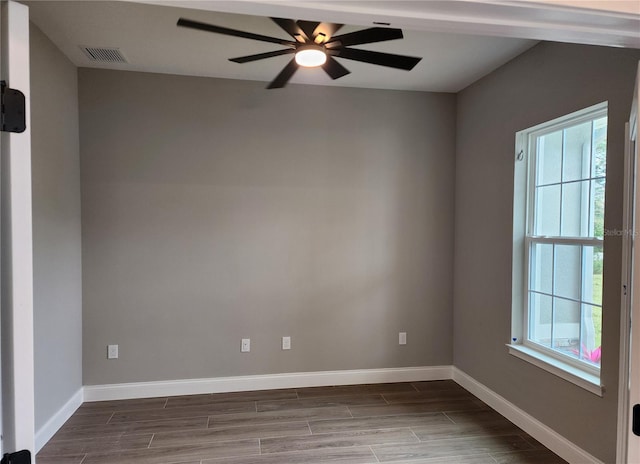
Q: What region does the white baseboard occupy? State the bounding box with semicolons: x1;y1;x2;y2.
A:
41;366;600;464
452;367;604;464
83;365;453;402
35;388;83;452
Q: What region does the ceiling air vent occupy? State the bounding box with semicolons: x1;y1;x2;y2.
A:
80;46;127;63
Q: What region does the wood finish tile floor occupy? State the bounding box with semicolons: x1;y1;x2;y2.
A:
37;381;567;464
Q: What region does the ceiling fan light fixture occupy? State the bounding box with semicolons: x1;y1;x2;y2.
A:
295;45;326;67
177;17;422;88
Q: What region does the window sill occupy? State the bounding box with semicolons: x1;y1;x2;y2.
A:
507;344;603;397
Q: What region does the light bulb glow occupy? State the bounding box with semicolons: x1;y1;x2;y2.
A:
295;47;327;67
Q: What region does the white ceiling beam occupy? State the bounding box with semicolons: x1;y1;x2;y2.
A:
130;0;640;48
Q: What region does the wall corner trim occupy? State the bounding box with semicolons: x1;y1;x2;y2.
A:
35;387;84;452
83;365;453;402
452;367;605;464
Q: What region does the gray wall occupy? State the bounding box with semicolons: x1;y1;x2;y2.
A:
454;41;640;462
30;24;83;430
79;69;456;385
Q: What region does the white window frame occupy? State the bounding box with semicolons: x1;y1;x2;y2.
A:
510;102;607;396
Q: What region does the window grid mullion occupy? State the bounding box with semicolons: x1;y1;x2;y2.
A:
551;243;556;349
559;129;565;236
527;236;603;246
587;121;596;235
523;238;531;343
536;175;605;189
529;138;538;237
578;244;584;361
529;289;601;308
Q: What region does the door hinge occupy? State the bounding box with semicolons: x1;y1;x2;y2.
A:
1;81;26;133
633;404;640;436
0;450;31;464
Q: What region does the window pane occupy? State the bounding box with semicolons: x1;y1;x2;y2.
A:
580;303;602;366
561;181;589;237
553;297;580;357
592;116;607;178
563;121;592;182
590;178;605;239
530;243;553;294
529;292;552;347
537;130;562;185
520;105;606;373
583;245;603;306
555;245;581;300
535;185;560;236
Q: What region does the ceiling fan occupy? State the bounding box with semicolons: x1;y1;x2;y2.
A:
177;17;423;89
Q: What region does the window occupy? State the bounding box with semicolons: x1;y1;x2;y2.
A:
511;102;607;394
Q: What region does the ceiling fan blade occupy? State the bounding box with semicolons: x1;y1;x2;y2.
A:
267;58;299;89
229;49;295;64
271;18;308;42
177;18;295;46
296;20;320;41
312;22;344;43
330;48;421;70
322;56;350;80
326;27;403;48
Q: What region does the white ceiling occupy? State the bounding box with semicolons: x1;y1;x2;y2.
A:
25;1;639;92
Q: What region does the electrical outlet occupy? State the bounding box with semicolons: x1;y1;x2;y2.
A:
107;344;119;359
399;332;407;345
241;338;251;352
282;336;291;350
